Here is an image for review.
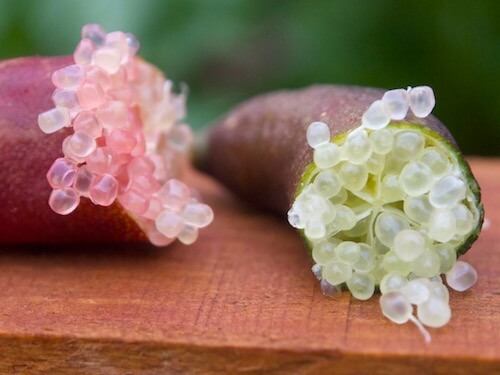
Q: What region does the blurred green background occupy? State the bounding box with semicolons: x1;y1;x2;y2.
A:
0;0;498;155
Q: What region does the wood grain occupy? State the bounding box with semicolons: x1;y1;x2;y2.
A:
0;158;498;374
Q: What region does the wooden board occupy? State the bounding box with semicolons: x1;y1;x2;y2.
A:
0;158;498;374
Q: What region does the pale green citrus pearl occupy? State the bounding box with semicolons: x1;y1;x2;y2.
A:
366;153;386;175
417;297;451;328
369;128;394;154
346;272;375;301
321;200;336;225
331;205;357;230
380;174;406;203
429;175;466;208
380;272;408;294
412;249;441;278
383;250;413;276
393;229;426;262
371;259;388;283
305;216;326;240
428;208;457;243
338;162;368;191
335;241;361;265
380;291;413;324
343;216;369;238
400;278;431;305
323;260;353;285
431;243;457;273
375;212;410;248
399;161;434;197
452;204;474;235
307;121;331;148
330;188;348;205
343;130;372;163
430;281;450;303
314;143;341;169
420;147;450;178
352;244;376;273
312;239;339;265
392;131;425;161
403;195;433;224
313;169;342;198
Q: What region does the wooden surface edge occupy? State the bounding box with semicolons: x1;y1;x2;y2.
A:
1;333;498;375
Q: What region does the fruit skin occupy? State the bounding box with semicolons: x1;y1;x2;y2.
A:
200;85;483;256
0;56;147;244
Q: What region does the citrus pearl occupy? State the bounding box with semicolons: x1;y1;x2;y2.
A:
382;251;413;276
403;195;433;224
380;273;407;294
38;107;70;134
361;100;390;130
307;121;331;149
352;244;375;273
380;174;406;203
311;264;322;280
178;225;199;245
429;175;466;209
431;243;457;273
393;229;426;262
409;86;435;118
428;208;457;243
338;162;368;191
366;153;385;175
330;188;348;205
430;281;450;303
335;241;361;265
48;188;80;215
314;143;341;169
392;131;425;161
399;161;434;196
413;249;441;278
312;240;339;265
305;217;326;240
313;169;342;198
400;278;431;305
369;128;393;154
375;212;410;248
323;260;353;285
183;203;214;228
417;297;451;328
446;260;478;292
380;291;413;324
287;206;303;229
155;209;185;238
320;279;342;299
381;89;410;120
453;204;474;235
346;272;375;301
343;130;372;163
420;147;450;178
331;205;356;230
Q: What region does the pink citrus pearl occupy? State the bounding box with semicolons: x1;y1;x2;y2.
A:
49;188;80;215
77;82;106;109
155;179;191;211
86;66;112;92
93;47;122;74
73;38;94;65
52;64;85;89
107;129;137;154
73;111;102;138
52;89;79;110
81;24;106;46
95;100;129;130
89;173;119;206
119;188;150;215
46;158;77;189
38;107;70;134
73;166;93;197
66;131;97;158
155;209;185;238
